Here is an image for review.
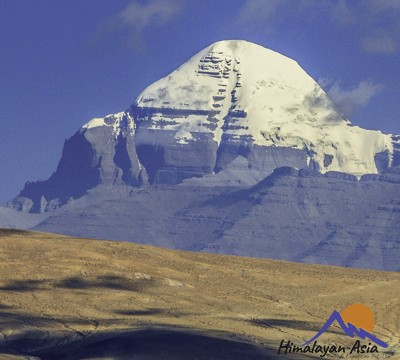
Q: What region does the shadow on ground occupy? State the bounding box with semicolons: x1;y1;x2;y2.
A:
0;229;31;237
0;326;314;360
250;318;342;335
0;274;152;293
31;328;276;360
0;303;313;360
0;309;313;360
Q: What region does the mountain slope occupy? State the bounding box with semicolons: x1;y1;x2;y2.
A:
0;230;398;358
133;40;393;175
33;167;400;271
0;205;46;229
9;40;398;213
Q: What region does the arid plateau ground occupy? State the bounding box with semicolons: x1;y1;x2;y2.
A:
0;229;398;359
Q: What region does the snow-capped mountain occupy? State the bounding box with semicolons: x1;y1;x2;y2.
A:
10;40;399;212
132;40;394;175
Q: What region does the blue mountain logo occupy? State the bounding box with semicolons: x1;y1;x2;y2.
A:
302;304;388;348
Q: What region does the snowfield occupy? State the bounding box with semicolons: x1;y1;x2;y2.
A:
84;40;394;176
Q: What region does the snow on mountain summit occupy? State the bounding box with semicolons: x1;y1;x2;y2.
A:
12;40;399;213
136;39;322;119
131;40;393;175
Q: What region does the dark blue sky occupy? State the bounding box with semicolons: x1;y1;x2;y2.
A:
1;0;399;202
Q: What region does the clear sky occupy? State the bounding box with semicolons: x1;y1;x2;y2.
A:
1;0;399;202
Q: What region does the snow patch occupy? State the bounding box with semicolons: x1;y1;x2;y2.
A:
82;117;106;129
82;112;135;138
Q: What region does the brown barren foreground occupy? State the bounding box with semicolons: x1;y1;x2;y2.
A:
0;229;398;359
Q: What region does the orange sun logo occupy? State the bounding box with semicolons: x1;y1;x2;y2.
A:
301;303;388;348
341;303;375;332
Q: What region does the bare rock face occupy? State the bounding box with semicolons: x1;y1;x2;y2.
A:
11;113;148;212
8;41;398;213
392;135;400;167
